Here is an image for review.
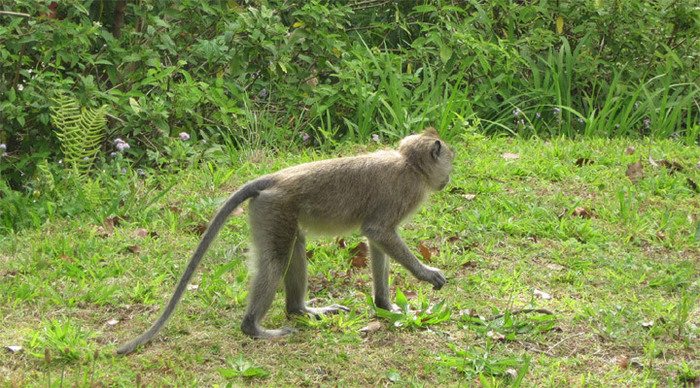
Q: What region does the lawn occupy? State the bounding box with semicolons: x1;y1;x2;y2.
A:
1;134;699;386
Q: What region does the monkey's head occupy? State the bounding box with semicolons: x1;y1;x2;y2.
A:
399;127;455;191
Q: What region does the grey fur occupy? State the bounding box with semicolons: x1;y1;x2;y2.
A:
116;128;454;354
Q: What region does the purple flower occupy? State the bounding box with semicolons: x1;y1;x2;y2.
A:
110;152;117;158
116;141;130;151
179;132;190;141
301;132;310;143
113;138;124;145
371;134;380;142
512;108;521;118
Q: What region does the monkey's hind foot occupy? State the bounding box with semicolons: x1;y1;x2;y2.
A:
241;316;296;339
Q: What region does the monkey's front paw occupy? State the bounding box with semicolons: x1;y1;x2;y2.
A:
421;266;446;290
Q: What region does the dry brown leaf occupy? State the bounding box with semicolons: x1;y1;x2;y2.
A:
192;223;208;236
107;319;119;326
134;228;148;238
336;238;347;249
446;235;461;244
616;355;630;369
572;207;593;218
96;217;116;238
641;320;654;328
186;284;199;291
417;241;438;262
546;263;565;271
575;157;594;167
350;242;369;268
305;249;314;260
533;289;552;300
463;193;477;201
486;330;506;341
403;290;417;299
658;159;683;173
626;161;644;183
625;146;636;155
231;207;245;216
648;155;659;168
359;321;382;334
502;152;520;160
5;345;22;353
127;245;141;254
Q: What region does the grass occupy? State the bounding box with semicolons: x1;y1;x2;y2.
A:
1;134;699;386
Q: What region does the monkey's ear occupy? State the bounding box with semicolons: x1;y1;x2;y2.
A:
423;127;439;137
431;140;442;159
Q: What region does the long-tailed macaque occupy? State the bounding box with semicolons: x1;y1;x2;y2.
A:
117;127;454;354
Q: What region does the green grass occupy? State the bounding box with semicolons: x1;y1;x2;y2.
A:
1;135;699;386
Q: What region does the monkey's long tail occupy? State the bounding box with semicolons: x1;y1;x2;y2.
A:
116;177;275;355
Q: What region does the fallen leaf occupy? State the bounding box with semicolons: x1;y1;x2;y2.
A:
546;263;564;271
534;289;552;300
626;161;644;183
575;158;594;166
231;207;245;216
134;228;148;238
572;207;593;218
418;241;432;262
360;321;382;334
658;159;683;173
350;242;369;268
305;249;314;259
126;245;141;254
96;217;116;238
648;155;659;168
557;208;568;219
486;330;505;341
641;320;654;328
192;223;208;236
616;355;630;369
446;235;461;244
462;193;477;201
461;261;476;269
502;152;520;160
186;284;199;291
625;146;636;155
336;238;347;249
448;187;465;195
656;231;666;240
107;319;119;326
403;290;417;299
5;345;22;353
505;368;518;379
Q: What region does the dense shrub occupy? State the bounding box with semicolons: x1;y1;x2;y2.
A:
0;0;698;231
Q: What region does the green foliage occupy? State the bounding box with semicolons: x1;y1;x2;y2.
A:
27;319;94;362
0;0;699;232
50;93;107;176
437;344;530;383
373;289;451;329
217;355;270;379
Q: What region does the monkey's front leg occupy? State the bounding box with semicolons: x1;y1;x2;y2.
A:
369;241;398;311
284;233;349;317
365;229;446;290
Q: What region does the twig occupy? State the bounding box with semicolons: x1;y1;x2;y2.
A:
0;11;31;17
487;308;554;321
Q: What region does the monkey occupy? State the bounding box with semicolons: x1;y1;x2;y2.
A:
116;127;454;355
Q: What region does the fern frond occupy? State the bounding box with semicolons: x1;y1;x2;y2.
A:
50;93;108;176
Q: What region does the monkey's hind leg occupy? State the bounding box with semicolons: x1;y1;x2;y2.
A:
284;231;349;317
240;220;298;338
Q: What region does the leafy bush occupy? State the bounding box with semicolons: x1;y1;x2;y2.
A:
0;0;698;232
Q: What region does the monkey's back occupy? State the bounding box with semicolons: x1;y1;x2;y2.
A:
250;150;429;235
